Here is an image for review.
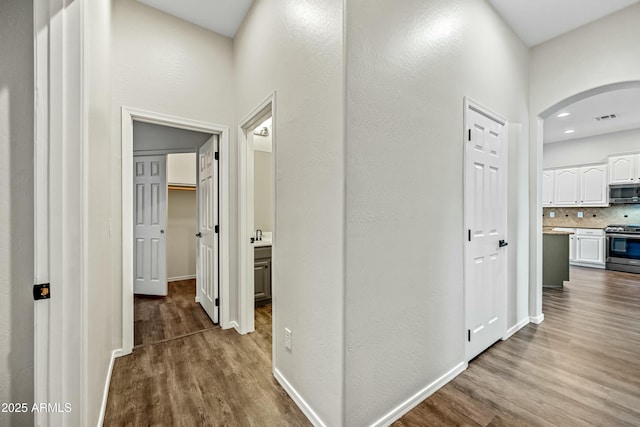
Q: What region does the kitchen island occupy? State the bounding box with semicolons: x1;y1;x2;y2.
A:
543;228;572;288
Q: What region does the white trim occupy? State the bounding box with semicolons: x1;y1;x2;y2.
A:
96;349;123;427
273;368;327;427
370;362;468;427
502;317;530;340
168;274;197;282
463;97;509;362
530;313;545;324
228;320;241;333
238;91;277;338
121;107;231;355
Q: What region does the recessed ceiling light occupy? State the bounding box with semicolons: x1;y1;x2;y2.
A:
564;129;575;134
557;112;570;118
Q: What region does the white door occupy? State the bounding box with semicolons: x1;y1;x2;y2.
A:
197;136;219;323
554;168;579;206
133;155;168;296
580;165;608;205
609;155;637;184
464;104;508;361
542;170;555;206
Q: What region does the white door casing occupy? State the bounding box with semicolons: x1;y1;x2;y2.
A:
464;99;508;362
197;136;219;323
133;155;168;296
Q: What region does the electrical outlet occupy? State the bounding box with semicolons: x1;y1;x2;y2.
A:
285;328;292;351
577;211;584;218
549;212;555;218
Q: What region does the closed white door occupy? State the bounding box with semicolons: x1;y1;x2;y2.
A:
609;155;637;184
465;104;507;361
580;165;608;205
542;170;555;206
197;136;219;323
554;168;579;205
133;155;168;296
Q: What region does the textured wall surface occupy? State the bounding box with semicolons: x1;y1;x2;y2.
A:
112;0;237;338
167;190;198;279
0;1;34;425
544;128;640;169
234;0;345;424
345;0;530;424
254;150;272;232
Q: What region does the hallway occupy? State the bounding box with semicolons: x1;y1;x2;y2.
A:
104;282;308;426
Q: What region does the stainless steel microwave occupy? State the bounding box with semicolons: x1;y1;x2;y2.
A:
610;183;640;204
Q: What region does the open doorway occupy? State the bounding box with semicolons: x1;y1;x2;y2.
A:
121;107;231;355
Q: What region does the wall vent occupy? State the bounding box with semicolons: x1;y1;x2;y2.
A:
594;114;617;121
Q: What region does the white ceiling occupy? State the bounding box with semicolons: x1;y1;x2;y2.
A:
544;88;640;144
487;0;640;46
137;0;253;38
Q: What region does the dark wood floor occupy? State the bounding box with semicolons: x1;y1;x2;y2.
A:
106;284;309;426
396;267;640;426
134;280;215;347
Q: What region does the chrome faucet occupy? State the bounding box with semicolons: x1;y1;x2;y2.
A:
256;229;263;241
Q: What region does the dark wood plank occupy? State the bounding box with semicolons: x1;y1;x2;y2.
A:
134;279;215;347
105;303;310;426
396;267;640;426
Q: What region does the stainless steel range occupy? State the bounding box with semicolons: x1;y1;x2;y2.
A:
604;224;640;273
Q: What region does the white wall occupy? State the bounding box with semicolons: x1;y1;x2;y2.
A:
254;150;272;232
86;0;115;424
344;0;530;424
234;0;345;424
111;0;237;343
133;122;211;154
529;2;640;316
544;128;640;169
168;153;197;186
0;1;34;425
167;190;197;279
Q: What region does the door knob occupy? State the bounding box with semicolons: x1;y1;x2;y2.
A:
195;232;202;238
499;240;508;247
160;229;165;234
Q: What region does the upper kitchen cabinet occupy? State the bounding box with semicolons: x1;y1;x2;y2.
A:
580;165;608;206
554;168;579;206
609;154;639;184
542;170;555;206
543;164;609;207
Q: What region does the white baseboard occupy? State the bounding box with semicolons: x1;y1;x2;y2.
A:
226;320;241;333
530;313;545;324
168;274;196;282
503;317;530;340
371;361;467;427
97;349;123;427
273;368;327;427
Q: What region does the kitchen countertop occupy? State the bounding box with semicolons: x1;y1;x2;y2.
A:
543;229;574;235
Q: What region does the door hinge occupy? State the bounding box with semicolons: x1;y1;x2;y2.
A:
33;283;50;301
214;152;219;161
468;229;471;242
468;129;471;141
468;329;471;342
215;225;219;233
215;297;219;307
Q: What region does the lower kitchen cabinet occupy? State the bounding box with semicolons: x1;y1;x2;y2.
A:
574;228;605;268
254;246;272;306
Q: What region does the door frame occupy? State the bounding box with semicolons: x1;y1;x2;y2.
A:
237;91;277;341
463;97;509;362
121;107;230;355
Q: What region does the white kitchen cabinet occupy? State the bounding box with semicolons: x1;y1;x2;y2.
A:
609;154;638;184
554;168;579;206
542;170;555;206
569;235;576;261
573;229;605;267
579;165;608;206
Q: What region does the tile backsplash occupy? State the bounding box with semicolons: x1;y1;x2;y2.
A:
543;205;640;228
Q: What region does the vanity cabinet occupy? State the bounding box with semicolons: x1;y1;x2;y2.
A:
254;246;272;306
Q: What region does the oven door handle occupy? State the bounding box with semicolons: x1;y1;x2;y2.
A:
605;233;640;239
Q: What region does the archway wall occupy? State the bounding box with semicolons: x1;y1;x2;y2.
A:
528;2;640;316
